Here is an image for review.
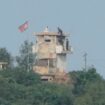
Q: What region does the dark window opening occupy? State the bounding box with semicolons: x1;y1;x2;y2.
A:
45;39;51;42
35;59;56;68
35;59;48;66
44;36;51;42
41;78;48;81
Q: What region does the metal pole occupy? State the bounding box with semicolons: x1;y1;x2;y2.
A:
27;40;30;72
83;53;87;71
27;31;30;72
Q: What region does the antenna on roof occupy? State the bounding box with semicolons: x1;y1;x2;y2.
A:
44;26;49;32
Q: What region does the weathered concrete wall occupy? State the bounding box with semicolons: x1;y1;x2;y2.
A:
33;66;48;75
57;54;66;72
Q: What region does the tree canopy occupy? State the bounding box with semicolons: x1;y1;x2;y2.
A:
0;67;105;105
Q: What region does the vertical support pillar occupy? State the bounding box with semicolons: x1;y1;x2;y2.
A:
48;59;50;73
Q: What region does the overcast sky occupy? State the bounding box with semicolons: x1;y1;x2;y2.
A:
0;0;105;77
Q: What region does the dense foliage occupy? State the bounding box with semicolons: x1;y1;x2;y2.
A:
70;68;105;105
0;67;105;105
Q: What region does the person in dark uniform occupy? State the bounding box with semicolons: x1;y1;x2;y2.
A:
58;27;63;35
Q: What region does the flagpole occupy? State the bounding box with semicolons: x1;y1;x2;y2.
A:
24;21;30;72
27;21;33;72
27;23;30;72
19;21;30;72
27;39;29;72
25;21;30;72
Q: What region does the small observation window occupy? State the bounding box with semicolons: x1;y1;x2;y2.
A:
44;36;51;42
45;39;51;42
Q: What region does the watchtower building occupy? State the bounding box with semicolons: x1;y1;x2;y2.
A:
33;27;72;82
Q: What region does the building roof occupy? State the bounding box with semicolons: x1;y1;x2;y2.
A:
0;62;8;65
33;27;70;36
34;31;70;36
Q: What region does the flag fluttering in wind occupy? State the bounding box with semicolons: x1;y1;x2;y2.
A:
18;21;28;32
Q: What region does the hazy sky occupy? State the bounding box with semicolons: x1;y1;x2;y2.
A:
0;0;105;77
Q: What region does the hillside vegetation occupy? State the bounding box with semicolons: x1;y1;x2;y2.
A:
0;67;105;105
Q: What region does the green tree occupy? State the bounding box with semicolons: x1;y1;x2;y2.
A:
74;80;105;105
0;68;41;86
0;63;105;105
70;67;103;95
16;40;34;71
